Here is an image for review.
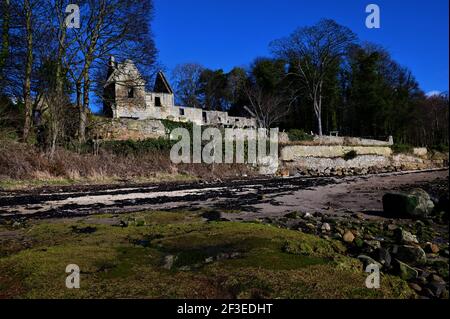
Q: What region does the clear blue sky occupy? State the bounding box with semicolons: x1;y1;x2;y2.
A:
153;0;449;95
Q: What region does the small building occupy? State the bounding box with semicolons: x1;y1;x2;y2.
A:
103;57;256;128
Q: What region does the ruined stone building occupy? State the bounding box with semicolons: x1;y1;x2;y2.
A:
103;57;256;128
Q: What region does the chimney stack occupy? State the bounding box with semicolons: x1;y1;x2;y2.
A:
109;56;116;68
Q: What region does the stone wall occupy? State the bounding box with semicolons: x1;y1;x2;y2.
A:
91;119;167;141
281;135;394;146
281;145;393;161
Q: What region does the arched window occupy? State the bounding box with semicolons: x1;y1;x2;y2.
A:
127;87;135;98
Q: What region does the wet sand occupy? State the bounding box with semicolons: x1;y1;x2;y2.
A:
0;169;447;220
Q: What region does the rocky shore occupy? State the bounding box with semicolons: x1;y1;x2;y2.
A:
264;180;449;299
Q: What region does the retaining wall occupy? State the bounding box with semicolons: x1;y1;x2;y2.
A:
279;144;447;177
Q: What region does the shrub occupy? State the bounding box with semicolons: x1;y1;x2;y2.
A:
100;138;176;156
392;144;414;154
343;150;358;161
288;129;313;142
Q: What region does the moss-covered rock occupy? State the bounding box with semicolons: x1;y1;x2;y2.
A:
383;188;435;219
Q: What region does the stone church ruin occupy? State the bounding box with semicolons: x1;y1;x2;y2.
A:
102;57;256;129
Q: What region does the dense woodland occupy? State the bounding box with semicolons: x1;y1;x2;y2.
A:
171;21;449;148
0;0;448;155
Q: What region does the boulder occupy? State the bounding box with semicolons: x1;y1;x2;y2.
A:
321;223;331;232
358;255;382;269
426;281;446;298
394;245;427;264
396;259;419;280
395;228;419;244
343;231;355;243
376;248;392;268
382;188;434;219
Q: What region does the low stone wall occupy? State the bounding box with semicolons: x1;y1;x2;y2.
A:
281;135;394;146
279;145;447;177
91;119;167;141
312;135;394;146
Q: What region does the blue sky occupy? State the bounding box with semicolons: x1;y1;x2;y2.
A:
153;0;449;95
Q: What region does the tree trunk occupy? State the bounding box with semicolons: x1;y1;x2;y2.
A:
313;99;323;136
0;0;10;82
76;80;82;110
55;0;66;95
22;0;33;142
79;74;90;143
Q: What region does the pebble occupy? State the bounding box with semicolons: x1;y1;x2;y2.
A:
365;240;381;250
429;274;445;283
387;224;399;231
163;255;176;270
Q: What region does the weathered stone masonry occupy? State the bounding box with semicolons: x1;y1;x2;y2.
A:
103;57;257;129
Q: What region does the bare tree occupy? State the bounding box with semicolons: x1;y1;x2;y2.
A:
41;91;71;157
244;84;291;129
271;19;357;135
171;63;204;108
0;0;10;85
21;0;34;141
64;0;157;143
8;0;49;142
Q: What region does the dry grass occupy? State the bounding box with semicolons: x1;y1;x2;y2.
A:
0;139;255;189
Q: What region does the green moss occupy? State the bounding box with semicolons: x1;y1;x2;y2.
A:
0;211;414;299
